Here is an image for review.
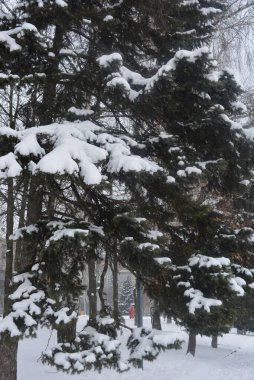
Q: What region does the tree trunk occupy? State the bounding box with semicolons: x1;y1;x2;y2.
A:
134;287;138;326
88;258;97;326
136;277;143;328
3;178;14;316
211;335;218;348
57;319;76;343
112;253;120;326
98;251;109;311
20;176;44;271
0;177;18;380
15;177;29;272
39;25;64;125
237;328;246;335
151;300;161;330
187;331;196;356
0;336;18;380
167;316;172;324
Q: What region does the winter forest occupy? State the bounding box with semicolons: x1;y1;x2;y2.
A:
0;0;253;379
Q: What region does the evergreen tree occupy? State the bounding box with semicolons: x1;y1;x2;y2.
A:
0;0;254;377
0;1;182;378
119;276;134;315
91;0;254;355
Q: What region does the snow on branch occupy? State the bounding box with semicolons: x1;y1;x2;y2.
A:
154;257;172;265
128;327;183;366
97;53;147;101
228;278;245;296
10;225;39;240
0;120;161;183
0;152;22;178
0;29;21;52
145;47;210;91
189;254;230;268
68;107;94;117
184;288;222;314
42;325;125;373
97;53;123;68
45;228;89;247
0;272;47;337
16;0;68;9
0;22;44;52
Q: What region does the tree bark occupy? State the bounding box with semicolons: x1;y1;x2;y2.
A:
211;335;218;348
167;316;172;324
0;337;18;380
39;24;64;125
15;177;29;272
112;252;120;326
151;300;161;330
98;251;109;311
134;287;138;326
0;178;18;380
3;178;14;316
19;176;44;271
57;319;76;343
187;331;196;356
88;258;97;326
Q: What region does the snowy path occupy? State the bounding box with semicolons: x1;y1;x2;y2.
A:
18;317;254;380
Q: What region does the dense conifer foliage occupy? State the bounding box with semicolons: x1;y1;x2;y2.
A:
0;0;254;377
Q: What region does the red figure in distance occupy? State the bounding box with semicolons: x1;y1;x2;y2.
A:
129;304;135;319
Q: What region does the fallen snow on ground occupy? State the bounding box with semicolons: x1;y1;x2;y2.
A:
18;317;254;380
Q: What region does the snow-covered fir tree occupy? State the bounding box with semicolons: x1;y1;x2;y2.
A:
93;0;254;355
0;1;182;378
0;0;254;378
119;276;134;315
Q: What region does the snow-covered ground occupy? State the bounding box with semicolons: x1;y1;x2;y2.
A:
18;317;254;380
